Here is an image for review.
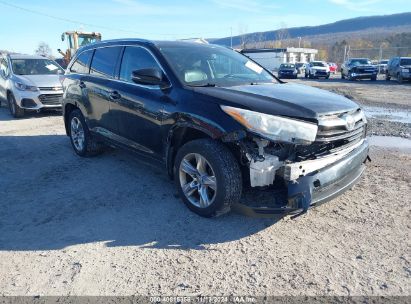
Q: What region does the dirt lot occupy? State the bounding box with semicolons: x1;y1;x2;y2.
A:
0;78;410;296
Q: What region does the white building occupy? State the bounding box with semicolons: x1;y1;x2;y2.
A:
241;48;318;71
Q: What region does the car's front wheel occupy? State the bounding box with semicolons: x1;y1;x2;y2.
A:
174;138;242;217
8;93;24;118
385;72;391;81
69;109;104;157
398;73;404;84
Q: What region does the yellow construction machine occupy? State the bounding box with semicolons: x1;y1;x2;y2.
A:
57;31;102;66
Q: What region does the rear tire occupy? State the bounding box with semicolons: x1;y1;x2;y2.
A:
68;109;104;157
174;138;242;218
8;93;24;118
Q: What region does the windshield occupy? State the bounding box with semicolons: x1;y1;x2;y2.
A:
400;58;411;65
280;64;295;69
295;63;303;68
11;59;63;75
311;62;326;67
78;36;98;47
159;44;276;87
350;59;371;66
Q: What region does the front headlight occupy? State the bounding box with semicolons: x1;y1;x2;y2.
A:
221;106;318;144
15;82;39;92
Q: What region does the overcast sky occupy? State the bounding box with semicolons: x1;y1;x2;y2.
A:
0;0;410;56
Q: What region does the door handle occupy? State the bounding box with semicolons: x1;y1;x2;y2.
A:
79;81;86;89
109;91;121;100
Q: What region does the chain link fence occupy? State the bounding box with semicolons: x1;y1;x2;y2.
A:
345;46;411;62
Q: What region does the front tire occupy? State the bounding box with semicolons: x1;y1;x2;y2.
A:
174;139;242;218
385;72;391;81
8;93;24;118
68;109;104;157
398;74;404;84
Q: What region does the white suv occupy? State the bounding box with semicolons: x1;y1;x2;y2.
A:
304;61;330;79
0;54;64;118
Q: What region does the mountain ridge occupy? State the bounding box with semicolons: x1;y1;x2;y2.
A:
210;12;411;47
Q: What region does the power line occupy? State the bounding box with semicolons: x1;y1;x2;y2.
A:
0;0;225;38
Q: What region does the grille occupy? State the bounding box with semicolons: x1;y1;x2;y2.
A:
317;109;366;148
39;94;63;105
295;109;366;161
39;86;63;91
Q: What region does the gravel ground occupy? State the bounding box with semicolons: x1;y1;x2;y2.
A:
0;79;410;297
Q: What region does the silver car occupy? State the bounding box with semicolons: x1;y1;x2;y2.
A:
0;54;64;118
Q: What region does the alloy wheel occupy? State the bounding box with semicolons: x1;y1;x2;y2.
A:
70;117;85;151
179;153;217;208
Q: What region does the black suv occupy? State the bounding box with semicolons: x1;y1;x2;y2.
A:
277;63;298;79
62;39;369;218
385;57;411;83
341;58;377;81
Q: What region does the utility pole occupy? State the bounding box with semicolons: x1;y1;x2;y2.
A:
298;36;301;48
230;27;233;49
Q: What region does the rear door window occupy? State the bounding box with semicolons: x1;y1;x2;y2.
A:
70;50;93;74
90;47;122;78
119;46;161;83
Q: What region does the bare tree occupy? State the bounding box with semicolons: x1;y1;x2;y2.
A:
275;23;290;47
35;42;53;58
238;23;249;49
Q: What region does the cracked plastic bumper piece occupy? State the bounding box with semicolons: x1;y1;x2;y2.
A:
233;139;370;217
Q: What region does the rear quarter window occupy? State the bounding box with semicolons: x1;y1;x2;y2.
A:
70;50;93;74
90;47;122;78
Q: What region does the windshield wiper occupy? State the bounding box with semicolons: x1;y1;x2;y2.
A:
188;83;216;87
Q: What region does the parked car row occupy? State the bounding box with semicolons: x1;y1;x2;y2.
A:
277;61;338;79
277;57;411;83
0;39;370;218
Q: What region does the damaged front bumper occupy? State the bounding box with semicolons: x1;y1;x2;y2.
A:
233;138;370;217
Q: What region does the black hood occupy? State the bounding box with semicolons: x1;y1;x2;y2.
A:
193;83;359;120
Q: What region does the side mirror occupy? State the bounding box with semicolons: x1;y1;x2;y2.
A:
131;68;168;87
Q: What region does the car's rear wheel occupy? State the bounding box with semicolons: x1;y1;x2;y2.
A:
174;138;242;218
69;109;104;157
7;93;24;118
